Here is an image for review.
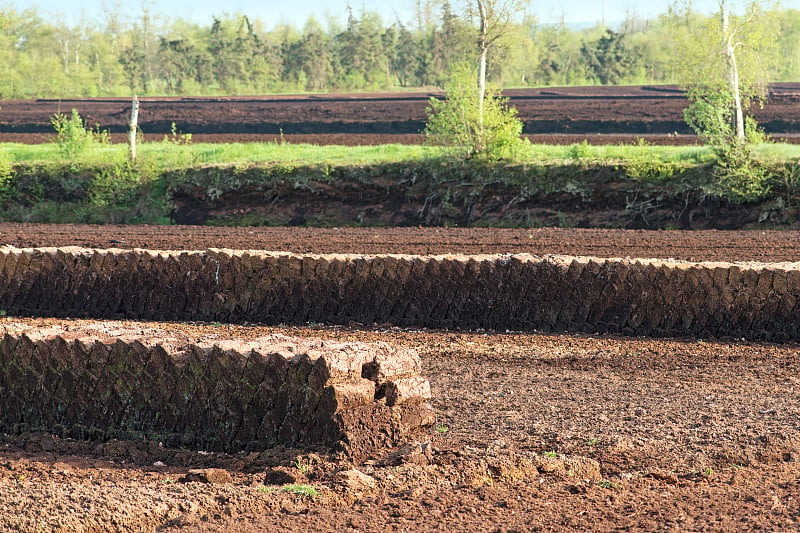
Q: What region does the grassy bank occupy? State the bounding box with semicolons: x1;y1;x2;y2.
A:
2;140;726;166
1;141;799;228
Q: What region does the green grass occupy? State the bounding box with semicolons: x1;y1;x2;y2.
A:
6;140;800;168
281;483;319;498
2;142;444;168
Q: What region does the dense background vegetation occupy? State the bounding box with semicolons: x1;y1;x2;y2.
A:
2;1;800;98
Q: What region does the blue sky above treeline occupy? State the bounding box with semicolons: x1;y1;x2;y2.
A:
9;0;800;28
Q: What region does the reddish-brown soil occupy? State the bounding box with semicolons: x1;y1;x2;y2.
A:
1;224;800;531
3;84;800;145
2;223;798;262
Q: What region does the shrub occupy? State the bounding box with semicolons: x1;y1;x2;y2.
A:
51;109;109;161
710;141;771;203
684;91;766;149
424;62;525;161
684;91;771;203
0;147;12;200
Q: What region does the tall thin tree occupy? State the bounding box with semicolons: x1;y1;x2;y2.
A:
721;0;745;142
471;0;525;149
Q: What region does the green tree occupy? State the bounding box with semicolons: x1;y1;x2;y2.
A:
671;0;777;145
430;0;475;83
437;0;526;155
282;17;336;91
774;9;800;80
581;29;641;85
671;0;778;201
530;21;592;85
119;1;163;93
424;62;524;160
471;0;526;133
494;12;539;86
207;14;279;93
629;14;680;83
157;36;211;93
335;8;390;89
391;24;428;87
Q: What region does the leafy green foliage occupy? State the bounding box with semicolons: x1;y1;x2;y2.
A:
6;4;800;98
337;9;391;90
670;2;777;110
709;141;771;203
0;147;12;200
581;29;642;85
424;63;525;160
163;123;193;146
567;140;593;161
683;89;767;148
282;18;337;91
671;1;777;203
51;109;109;161
3;141;800;224
684;91;770;203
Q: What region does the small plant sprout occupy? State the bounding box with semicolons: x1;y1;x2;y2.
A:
281;483;319;499
598;480;621;489
586;437;600;446
435;423;449;434
543;451;558;458
294;458;311;475
703;467;714;477
163;122;193;145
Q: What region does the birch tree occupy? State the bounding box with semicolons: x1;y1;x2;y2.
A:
423;0;526;158
721;1;746;141
671;0;777;147
671;0;778;201
471;0;525;141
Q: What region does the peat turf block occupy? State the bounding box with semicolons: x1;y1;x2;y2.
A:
0;322;435;459
2;247;800;339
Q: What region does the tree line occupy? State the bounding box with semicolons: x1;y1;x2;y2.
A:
0;1;798;99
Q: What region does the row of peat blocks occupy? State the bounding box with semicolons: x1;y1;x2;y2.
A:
2;245;799;455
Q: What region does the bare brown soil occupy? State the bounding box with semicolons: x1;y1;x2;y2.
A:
2;225;800;531
2;223;799;262
3;84;800;145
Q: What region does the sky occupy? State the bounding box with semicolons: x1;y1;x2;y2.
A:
8;0;800;28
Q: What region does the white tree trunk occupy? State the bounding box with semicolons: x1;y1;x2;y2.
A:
720;0;746;142
476;0;489;150
129;95;139;162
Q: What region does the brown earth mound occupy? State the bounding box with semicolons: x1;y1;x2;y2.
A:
0;322;433;460
3;84;800;145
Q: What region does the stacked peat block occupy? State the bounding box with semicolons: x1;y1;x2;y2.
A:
0;323;434;459
1;247;800;339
